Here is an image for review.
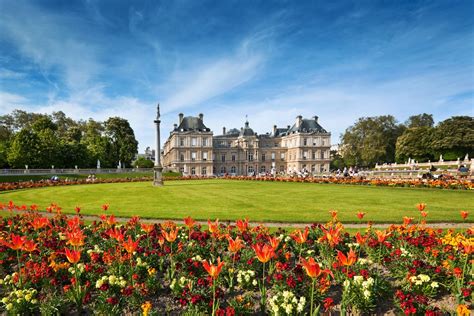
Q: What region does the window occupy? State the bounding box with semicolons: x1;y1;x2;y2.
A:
191;167;196;175
221;154;226;162
202;167;207;175
321;139;325;146
230;166;236;173
191;152;196;161
260;165;266;173
279;165;285;172
311;164;316;172
261;154;265;161
203;138;207;146
280;153;285;160
212;154;216;161
191;138;197;146
248;153;253;161
232;154;236;162
179;167;184;174
203;152;208;161
303;151;308;160
180;153;185;162
180;138;185;146
321;151;325;159
220;166;226;174
303;138;307;146
312;151;316;159
271;152;275;160
248;166;254;173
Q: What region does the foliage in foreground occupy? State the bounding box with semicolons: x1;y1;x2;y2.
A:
0;202;472;315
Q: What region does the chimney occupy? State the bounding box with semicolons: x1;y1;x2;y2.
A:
223;127;226;135
287;125;291;130
273;125;277;135
296;115;303;128
198;113;204;121
178;113;184;124
313;116;319;122
173;123;177;130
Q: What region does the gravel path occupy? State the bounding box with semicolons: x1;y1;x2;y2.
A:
5;210;472;229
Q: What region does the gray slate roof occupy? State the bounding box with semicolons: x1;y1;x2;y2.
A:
287;119;327;134
174;116;210;132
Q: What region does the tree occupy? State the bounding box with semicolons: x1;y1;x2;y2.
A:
340;115;405;167
396;127;434;163
104;117;138;167
133;157;154;168
330;150;345;170
405;113;434;128
7;129;42;168
431;116;474;160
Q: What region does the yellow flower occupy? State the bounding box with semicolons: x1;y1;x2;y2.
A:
141;301;152;316
457;304;470;316
147;268;156;276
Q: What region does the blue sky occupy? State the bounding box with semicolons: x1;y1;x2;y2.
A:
1;0;473;151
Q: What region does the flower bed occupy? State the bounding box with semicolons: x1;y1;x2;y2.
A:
0;203;472;315
0;175;472;193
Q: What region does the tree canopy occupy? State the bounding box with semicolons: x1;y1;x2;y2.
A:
1;110;139;169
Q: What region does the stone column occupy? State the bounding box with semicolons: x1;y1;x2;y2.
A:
153;103;164;186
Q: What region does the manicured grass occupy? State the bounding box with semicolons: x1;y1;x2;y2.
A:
1;179;472;223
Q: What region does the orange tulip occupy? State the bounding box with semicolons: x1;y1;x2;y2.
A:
8;233;26;250
162;227;179;243
101;203;109;211
30;217;49;230
252;243;275;263
460;211;468;220
329;210;338;219
403;217;414;226
319;226;342;247
457;304;470;316
337;249;357;266
291;227;309;244
184;216;196;229
375;230;390;243
141;223;154;234
300;257;322;278
22;239;37;252
107;227;124;242
236;218;249;233
208;219;219;234
202;257;225;279
122;236;139;254
420;211;428;218
416;203;426;211
65;248;81;264
355;232;367;245
268;236;280;250
228;236;244;253
66;228;85;247
357;212;365;220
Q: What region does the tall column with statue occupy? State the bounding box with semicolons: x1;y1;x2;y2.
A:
153;103;164;186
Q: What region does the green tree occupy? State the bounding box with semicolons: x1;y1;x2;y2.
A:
396;127;434;163
7;129;42;168
133;157;154;168
104;117;138;167
405;113;434;128
431;116;474;160
340;115;404;167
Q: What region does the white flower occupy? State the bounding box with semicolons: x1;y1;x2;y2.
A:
363;289;371;299
419;274;430;282
343;280;350;288
109;275;116;284
96;280;104;288
430;282;439;288
252;280;257;286
353;275;364;284
6;303;13;311
415;280;423;286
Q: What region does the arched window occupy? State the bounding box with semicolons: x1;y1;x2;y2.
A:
220;166;226;174
230;166;236;174
260;165;266;173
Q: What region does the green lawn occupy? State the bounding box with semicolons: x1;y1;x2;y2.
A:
1;179;472;223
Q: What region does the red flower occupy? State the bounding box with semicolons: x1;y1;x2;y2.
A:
101;203;109;211
416;203;426;211
227;236;243;253
184;216;196;229
74;206;81;214
329;210;338;219
403;217;414;226
235;218;249;233
337;249;357;266
202;257;224;279
162;227;179;243
122;236;139;254
323;297;334;311
357;212;365;220
141;223;154;234
252;243;275;263
460;211;468;220
375;230;390;243
66;228;85;247
22;239;37;252
291;227;309;244
30;217;49;230
208;219;219;234
8;233;26;250
65;248;81;264
453;267;463;278
300;257;321;278
268;236;280;250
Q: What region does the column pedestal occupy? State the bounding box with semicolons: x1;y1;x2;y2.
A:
153;166;163;186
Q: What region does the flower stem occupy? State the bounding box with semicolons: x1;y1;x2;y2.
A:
310;278;315;315
16;250;22;288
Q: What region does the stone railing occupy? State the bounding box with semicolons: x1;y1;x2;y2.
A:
375;158;473;171
0;168;153;176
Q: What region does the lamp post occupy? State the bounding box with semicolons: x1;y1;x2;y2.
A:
153;103;164;186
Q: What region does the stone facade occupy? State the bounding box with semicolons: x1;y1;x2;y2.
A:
162;113;331;176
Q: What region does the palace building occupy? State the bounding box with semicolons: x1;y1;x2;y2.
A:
162;113;331;176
